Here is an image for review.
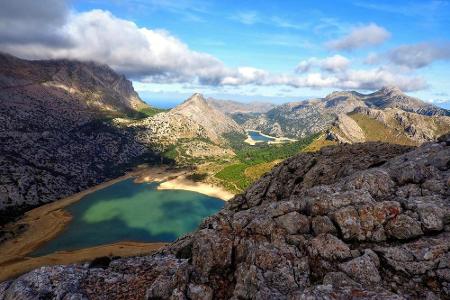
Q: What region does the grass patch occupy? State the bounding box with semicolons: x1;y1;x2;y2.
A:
348;113;417;146
186;173;208;182
244;160;282;182
215;133;319;192
302;134;337;152
215;163;251;193
128;106;168;119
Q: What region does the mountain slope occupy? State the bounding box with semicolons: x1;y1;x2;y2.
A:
365;86;449;116
207;98;276;114
239;87;450;144
3;135;449;299
129;94;244;163
0;53;161;223
172;94;244;140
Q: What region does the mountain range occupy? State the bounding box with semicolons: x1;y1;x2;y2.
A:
1;53;450;222
231;86;450;145
206;98;276;114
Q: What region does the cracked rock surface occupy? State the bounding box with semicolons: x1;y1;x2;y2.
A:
1;136;449;299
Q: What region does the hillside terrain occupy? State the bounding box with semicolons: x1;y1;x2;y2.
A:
236;87;450;145
207;98;276;114
0;53;164;223
2;53;449;227
2;134;448;299
125;94;243;164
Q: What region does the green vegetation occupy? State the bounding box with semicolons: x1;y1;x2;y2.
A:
302;134;337;152
186;173;208;182
129;106;168;119
348;113;417;146
215;163;251;192
215;133;319;193
162;137;221;165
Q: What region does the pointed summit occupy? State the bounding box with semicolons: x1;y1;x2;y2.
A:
186;93;206;102
171;93;244;141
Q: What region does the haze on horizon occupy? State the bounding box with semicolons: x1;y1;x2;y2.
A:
0;0;449;108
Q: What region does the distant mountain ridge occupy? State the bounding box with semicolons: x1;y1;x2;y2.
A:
207;98;276;114
236;87;450;144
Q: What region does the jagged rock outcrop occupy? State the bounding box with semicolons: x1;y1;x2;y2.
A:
0;53;162;223
2;135;449;299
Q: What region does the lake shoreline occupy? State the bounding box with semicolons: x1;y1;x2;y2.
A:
244;129;296;145
0;166;235;282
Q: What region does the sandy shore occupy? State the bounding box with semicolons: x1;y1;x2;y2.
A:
157;175;234;200
244;129;296;145
0;165;235;281
0;241;166;283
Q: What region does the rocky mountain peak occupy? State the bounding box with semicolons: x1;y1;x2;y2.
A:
185;93;207;104
378;86;403;96
170;93;244;143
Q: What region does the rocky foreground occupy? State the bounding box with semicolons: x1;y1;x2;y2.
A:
1;135;450;299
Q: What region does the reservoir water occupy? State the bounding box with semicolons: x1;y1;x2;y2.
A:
247;130;276;142
32;178;224;256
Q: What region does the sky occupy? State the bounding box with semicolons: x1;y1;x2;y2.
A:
0;0;449;108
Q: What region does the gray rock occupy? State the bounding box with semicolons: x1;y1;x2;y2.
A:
339;250;381;286
275;211;310;234
385;214;424;240
311;216;337;236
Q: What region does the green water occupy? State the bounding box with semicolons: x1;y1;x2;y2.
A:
32;178;224;256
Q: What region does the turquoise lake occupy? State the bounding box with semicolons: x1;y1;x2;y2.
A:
247;130;276;142
32;178;224;256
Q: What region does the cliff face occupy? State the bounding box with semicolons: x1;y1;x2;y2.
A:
2;135;449;299
0;54;160;222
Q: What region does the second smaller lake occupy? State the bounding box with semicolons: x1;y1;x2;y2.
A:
247;130;276;143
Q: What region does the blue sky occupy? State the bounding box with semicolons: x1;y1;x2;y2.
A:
1;0;449;108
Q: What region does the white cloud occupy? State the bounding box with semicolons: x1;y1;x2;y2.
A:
1;9;230;84
326;23;391;51
387;42;450;69
0;2;427;93
296;55;350;73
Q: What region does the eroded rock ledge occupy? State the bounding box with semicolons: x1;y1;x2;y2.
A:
1;136;449;299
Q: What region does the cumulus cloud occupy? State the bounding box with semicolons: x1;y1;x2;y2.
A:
0;1;426;93
327;23;391;51
387;42;450;69
0;9;230;84
0;0;69;46
296;55;350;73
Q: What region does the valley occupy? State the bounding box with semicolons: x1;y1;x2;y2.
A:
0;53;449;297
